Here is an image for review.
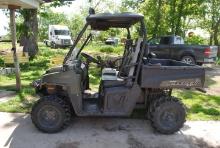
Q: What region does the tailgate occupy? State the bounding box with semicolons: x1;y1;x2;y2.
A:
207;46;218;58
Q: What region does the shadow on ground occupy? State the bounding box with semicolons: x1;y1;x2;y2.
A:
204;65;220;88
1;113;219;148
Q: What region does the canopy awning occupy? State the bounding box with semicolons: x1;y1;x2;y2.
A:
0;0;42;9
86;12;144;30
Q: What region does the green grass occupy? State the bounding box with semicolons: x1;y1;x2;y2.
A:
84;42;123;57
174;90;220;120
0;42;121;113
0;42;220;121
0;42;69;112
0;87;36;113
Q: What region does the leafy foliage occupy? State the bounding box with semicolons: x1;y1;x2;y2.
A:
122;0;220;44
217;57;220;65
185;35;205;45
38;8;69;40
0;57;4;67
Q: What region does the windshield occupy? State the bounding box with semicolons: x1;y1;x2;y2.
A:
54;30;70;35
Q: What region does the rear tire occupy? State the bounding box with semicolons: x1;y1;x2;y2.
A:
31;95;71;133
149;96;186;134
181;56;195;64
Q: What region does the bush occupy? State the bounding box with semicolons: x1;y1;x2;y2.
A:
185;35;205;45
0;57;4;67
217;57;220;65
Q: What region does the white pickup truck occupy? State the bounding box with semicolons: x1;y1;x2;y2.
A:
44;25;73;49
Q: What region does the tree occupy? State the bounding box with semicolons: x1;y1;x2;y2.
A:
206;0;220;45
68;14;84;38
38;8;69;40
19;0;72;58
19;9;38;58
122;0;209;39
152;0;163;37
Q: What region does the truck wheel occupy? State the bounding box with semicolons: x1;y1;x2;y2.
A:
149;96;186;134
45;41;49;47
31;95;71;133
147;90;167;119
181;56;195;64
51;42;57;49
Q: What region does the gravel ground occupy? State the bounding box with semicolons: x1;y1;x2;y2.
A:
0;112;220;148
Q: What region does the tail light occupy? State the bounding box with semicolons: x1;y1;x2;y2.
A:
204;48;211;57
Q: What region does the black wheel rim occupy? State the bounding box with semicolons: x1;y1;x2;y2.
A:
159;107;179;130
37;105;62;129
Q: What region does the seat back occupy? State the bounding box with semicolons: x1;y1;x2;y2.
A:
128;38;143;77
119;39;133;77
119;38;143;78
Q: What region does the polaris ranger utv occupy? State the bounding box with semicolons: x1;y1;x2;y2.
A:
31;11;205;134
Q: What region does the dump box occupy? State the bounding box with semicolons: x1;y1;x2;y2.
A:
141;59;205;88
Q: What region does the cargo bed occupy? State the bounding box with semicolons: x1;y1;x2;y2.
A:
141;59;205;88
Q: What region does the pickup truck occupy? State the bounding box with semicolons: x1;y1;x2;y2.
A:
148;35;218;65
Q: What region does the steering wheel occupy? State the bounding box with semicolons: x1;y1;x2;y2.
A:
81;52;100;65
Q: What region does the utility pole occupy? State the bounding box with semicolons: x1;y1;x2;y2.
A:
9;6;21;91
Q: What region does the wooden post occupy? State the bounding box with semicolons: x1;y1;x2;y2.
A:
10;8;21;91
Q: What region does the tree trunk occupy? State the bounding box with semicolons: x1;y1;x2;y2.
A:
152;0;162;37
170;0;176;34
209;0;215;45
175;0;185;36
20;9;38;58
213;18;220;45
209;34;213;45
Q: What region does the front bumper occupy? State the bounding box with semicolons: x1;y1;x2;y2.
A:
31;79;41;88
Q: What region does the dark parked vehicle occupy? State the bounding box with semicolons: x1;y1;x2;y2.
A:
31;10;205;135
105;37;119;45
148;35;218;65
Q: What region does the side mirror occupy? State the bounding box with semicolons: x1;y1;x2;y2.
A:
89;8;95;15
148;52;156;58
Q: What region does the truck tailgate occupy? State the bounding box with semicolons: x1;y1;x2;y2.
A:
207;46;218;58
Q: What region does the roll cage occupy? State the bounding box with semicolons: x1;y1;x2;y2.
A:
63;12;148;83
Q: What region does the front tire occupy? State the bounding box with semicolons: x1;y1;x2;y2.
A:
45;41;49;47
149;96;186;134
31;95;71;133
51;42;57;49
